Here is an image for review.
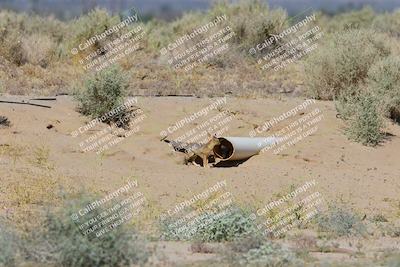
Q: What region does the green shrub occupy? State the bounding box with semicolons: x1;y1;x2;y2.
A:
316;206;366;236
0;219;18;267
367;57;400;122
161;206;257;242
228;238;303;267
345;92;385;146
75;65;129;123
304;29;390;100
195;207;257;242
335;85;361;120
25;197;150;267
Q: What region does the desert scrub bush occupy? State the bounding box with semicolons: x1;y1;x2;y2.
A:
316;206;366;237
334;86;361;120
373;10;400;37
325;7;375;33
304;29;390;100
70;8;118;58
345;92;385;146
195;206;257;242
367;57;400;123
0;219;18;267
0;11;67;65
227;237;303;267
209;0;287;52
25;197;150;266
75;65;128;122
21;34;56;67
161;206;257;242
146;11;206;51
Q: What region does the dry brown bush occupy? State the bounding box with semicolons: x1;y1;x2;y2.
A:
21;34;56;67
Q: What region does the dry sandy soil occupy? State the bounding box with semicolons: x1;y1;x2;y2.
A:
1;95;400;265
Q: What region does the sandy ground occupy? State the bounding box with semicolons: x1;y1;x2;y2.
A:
1;95;400;265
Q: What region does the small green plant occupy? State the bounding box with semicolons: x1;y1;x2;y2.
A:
228;237;303;267
345;92;385;146
0;219;18;267
75;65;129;124
161;206;257;242
195;207;257;242
25;196;150;267
316;206;366;237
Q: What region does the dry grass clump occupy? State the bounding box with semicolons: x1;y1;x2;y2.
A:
7;173;59;206
21;34;56;67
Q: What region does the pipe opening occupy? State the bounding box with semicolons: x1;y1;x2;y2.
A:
213;138;234;160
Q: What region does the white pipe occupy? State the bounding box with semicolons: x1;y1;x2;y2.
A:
213;137;281;161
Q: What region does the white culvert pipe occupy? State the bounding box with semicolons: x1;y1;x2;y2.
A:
213;137;281;161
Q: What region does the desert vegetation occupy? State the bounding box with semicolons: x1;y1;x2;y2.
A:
0;1;399;145
1;1;400;266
